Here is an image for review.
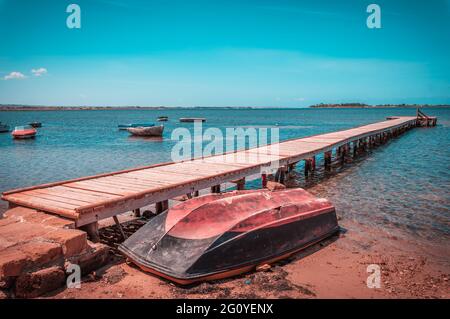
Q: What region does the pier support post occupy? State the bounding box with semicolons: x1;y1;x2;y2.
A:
275;167;287;184
359;139;366;152
133;208;141;217
80;222;100;243
287;162;298;173
304;159;311;177
340;145;346;165
113;216;127;240
156;200;169;214
343;144;350;162
231;178;246;190
324;151;332;171
353;141;358;157
261;173;267;188
304;157;315;177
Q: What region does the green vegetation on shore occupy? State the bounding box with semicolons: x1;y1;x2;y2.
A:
309;103;450;108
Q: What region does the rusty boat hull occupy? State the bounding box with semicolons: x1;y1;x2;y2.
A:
119;188;339;284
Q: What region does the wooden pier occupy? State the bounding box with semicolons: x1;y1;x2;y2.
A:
1;114;436;240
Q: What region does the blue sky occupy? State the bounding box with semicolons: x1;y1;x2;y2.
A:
0;0;449;107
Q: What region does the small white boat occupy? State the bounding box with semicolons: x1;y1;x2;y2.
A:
127;125;164;137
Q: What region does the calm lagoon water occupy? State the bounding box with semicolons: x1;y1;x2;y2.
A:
0;108;449;249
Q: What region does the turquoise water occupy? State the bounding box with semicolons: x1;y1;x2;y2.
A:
0;108;449;249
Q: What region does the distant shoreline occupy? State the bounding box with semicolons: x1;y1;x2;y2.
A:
309;103;450;109
0;104;449;111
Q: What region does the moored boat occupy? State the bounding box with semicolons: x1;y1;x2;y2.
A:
12;125;37;139
118;123;154;130
0;122;10;133
119;188;339;284
127;125;164;137
157;116;168;121
28;122;42;128
179;118;206;122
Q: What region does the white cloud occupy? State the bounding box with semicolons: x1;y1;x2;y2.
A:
31;67;47;77
4;71;26;80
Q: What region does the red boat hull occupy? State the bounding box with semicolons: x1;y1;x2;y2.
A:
12;129;36;139
119;188;339;284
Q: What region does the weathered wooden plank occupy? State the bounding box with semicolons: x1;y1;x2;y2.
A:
93;176;156;189
6;193;80;209
24;190;93;206
125;171;197;183
30;187;113;204
5;193;79;219
54;186;122;199
64;181;132;196
79;179;147;192
101;175;163;187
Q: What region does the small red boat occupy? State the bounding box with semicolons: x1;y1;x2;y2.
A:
12;125;37;139
119;188;339;284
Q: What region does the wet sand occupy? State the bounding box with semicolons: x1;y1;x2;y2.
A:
44;211;449;299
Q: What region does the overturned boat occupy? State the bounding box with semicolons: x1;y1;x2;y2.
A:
119;188;339;284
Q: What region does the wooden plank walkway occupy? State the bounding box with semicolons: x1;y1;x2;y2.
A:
2;116;427;230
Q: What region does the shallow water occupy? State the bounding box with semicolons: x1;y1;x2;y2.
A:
1;108;449;250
